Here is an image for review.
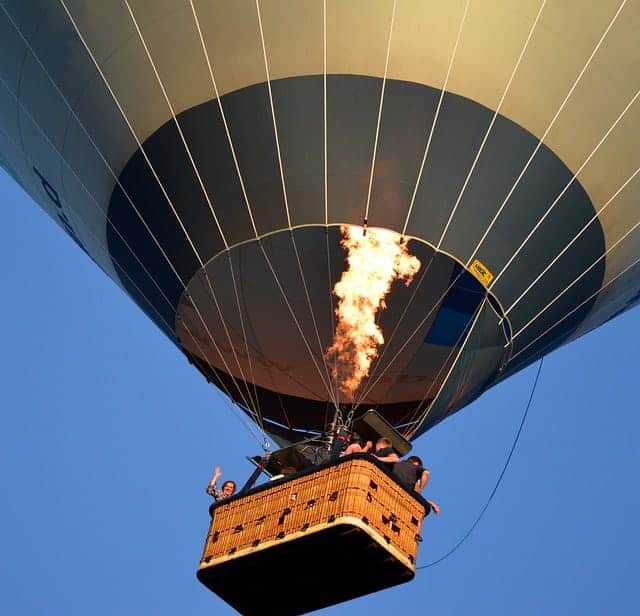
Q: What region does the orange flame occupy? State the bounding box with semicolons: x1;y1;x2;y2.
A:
326;225;421;401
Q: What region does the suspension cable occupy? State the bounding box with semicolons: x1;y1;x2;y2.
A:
57;0;263;421
190;0;339;406
369;0;470;401
417;357;544;569
505;160;640;320
494;88;640;295
405;298;488;440
255;0;338;408
6;1;267;436
353;0;629;406
397;297;489;437
513;215;640;344
125;0;265;422
322;1;340;407
354;0;566;404
470;0;629;275
511;251;640;364
0;118;265;446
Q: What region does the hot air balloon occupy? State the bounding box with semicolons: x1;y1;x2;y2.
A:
1;0;638;613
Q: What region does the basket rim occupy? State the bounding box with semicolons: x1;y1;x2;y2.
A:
208;454;430;517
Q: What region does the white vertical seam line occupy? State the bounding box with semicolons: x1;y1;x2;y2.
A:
125;0;263;415
56;0;262;418
362;0;629;398
0;77;263;437
493;87;640;292
255;0;292;228
468;0;629;270
505;155;640;317
192;0;336;405
363;0;397;225
437;0;547;250
513;215;640;343
407;298;488;439
255;0;338;405
124;0;229;248
188;0;260;238
511;248;640;363
58;0;204;267
402;0;471;236
190;0;270;423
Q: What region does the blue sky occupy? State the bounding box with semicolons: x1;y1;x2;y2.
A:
1;168;639;615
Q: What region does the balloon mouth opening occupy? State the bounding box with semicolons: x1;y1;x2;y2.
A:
174;225;511;441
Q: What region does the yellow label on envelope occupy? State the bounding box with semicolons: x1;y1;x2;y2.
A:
470;259;493;286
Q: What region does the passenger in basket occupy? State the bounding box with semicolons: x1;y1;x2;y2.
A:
392;455;440;514
372;437;400;467
394;455;430;492
341;432;373;456
206;466;237;501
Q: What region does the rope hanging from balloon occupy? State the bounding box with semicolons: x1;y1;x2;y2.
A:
417;356;544;569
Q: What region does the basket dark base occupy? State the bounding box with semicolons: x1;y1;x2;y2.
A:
197;521;415;615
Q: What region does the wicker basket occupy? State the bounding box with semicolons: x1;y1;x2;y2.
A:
197;455;429;615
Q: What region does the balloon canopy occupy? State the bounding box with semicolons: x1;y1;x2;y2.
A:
1;0;638;443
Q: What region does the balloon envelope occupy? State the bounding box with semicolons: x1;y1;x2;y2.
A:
0;0;638;442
